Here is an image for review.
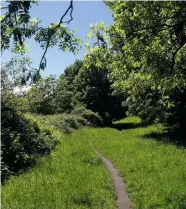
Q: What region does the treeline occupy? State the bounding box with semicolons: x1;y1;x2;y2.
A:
2;1;186;134
3;59;125;124
1;1;186;133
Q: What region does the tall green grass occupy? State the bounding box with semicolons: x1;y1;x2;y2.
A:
85;117;186;209
2;130;116;209
2;116;186;209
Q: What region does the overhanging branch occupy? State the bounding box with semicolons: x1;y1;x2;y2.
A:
38;0;74;72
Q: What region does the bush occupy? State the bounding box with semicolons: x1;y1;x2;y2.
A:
167;87;186;134
48;114;85;134
72;107;103;127
47;113;86;134
1;104;102;183
1;103;58;183
35;108;102;135
2;92;30;113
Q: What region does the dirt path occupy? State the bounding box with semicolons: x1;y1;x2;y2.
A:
89;142;131;209
95;150;131;209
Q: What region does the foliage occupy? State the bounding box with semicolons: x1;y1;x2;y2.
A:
53;76;74;113
1;72;59;114
1;57;33;92
63;59;83;92
1;0;82;80
16;60;84;115
2;92;30;113
46;114;86;134
26;75;58;114
72;107;103;127
22;58;124;125
103;1;186;131
53;60;83;113
27;107;103;135
1;103;101;182
1;53;124;124
74;62;125;124
167;87;186;132
1;1;39;53
1;102;58;183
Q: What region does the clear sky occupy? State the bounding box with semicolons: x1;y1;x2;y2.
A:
2;1;113;77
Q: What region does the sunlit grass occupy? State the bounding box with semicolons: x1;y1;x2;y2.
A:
2;130;116;209
113;116;141;124
2;116;186;209
86;117;186;209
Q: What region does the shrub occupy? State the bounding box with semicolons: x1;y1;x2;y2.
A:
47;114;86;134
2;92;30;113
167;87;186;134
1;103;58;183
42;108;102;134
72;107;103;127
1;105;102;182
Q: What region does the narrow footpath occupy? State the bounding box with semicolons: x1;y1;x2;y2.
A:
89;142;131;209
96;151;131;209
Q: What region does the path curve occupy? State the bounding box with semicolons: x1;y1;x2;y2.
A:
95;150;131;209
89;142;131;209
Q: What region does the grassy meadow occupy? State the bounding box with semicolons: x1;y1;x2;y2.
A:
2;116;186;209
86;117;186;209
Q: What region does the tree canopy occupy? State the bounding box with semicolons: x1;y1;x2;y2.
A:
1;0;82;81
104;1;186;130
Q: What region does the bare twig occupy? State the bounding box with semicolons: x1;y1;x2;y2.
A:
38;0;74;71
26;61;39;72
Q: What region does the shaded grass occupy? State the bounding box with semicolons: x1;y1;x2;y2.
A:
2;130;116;209
111;116;144;131
143;131;186;148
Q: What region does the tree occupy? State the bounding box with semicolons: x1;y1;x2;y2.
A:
105;1;186;130
26;75;58;114
52;60;83;113
1;0;82;81
1;57;33;113
74;61;125;124
63;59;83;92
53;75;74;113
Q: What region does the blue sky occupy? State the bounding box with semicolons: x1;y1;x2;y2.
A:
2;1;113;77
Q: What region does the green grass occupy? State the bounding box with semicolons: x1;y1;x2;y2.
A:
2;130;116;209
2;116;186;209
113;116;142;124
85;117;186;209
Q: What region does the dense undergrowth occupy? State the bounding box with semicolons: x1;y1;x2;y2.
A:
1;104;57;182
1;105;102;183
